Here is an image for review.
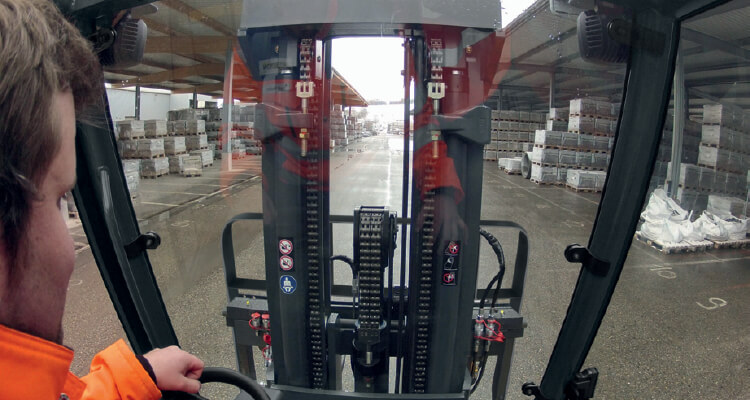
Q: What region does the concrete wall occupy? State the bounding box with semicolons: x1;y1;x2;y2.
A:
106;88;219;122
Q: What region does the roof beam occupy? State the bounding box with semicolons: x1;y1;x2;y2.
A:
145;36;227;54
513;27;577;63
157;0;235;36
685;61;748;74
171;83;226;94
687;76;750;87
682;28;750;61
141;17;181;36
142;17;227;64
115;62;225;86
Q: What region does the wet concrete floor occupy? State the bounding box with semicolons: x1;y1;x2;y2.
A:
63;135;749;399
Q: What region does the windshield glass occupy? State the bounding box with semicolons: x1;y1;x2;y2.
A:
59;1;744;399
584;3;750;398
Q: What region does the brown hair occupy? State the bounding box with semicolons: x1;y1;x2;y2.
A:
0;0;103;267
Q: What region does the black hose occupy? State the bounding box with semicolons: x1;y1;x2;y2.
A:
330;255;355;274
470;353;490;394
479;274;499;311
198;367;270;400
479;228;506;313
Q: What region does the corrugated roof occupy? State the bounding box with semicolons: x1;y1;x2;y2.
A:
104;0;750;111
492;0;750;111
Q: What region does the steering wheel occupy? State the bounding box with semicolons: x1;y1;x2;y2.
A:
164;367;270;400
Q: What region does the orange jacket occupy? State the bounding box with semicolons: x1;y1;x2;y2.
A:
0;324;162;400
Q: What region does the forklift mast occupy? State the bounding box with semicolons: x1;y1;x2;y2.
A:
219;1;528;399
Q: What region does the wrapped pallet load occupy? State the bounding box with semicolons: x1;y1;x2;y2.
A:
190;149;213;167
116;120;145;140
118;139;138;158
186;134;208;151
121;159;140;198
164;136;186;155
534;130;563;147
170;120;187;135
141;157;169;178
136;138;164;158
505;157;522;174
182;156;203;177
566;170;607;191
144;120;168;138
531;146;558;164
530;164;557;184
187;119;206;134
168;154;189;174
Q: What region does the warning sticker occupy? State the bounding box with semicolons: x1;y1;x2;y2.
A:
279;255;294;271
280;275;297;294
445;241;460;256
279;239;293;255
442;271;457;285
444;256;458;271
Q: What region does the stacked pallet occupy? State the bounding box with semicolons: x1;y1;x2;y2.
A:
664;104;750;214
122;160;140;199
164;136;186;156
182;156;203;177
346;115;363;141
141;157;169;178
531;117;614;188
546;107;568;131
486;109;545;161
497;157;522;175
555;99;618;191
116;120;145;140
566;170;607;192
144;120;168;138
697;104;750;178
168;154;189;174
115;120;168;179
331;104;347;148
190;149;214;167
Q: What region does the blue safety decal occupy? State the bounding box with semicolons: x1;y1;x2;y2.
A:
280;275;297;294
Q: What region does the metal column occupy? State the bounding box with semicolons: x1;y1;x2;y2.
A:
135;84;141;120
222;40;234;171
192;88;198;109
669;47;685;199
549;72;556;110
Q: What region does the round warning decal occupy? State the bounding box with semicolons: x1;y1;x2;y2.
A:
447;242;460;255
280;255;294;271
280;275;297;294
279;239;293;255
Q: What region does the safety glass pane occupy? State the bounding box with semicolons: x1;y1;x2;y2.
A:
70;1;628;399
585;2;750;398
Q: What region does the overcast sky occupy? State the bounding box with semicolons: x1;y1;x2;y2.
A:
331;1;534;102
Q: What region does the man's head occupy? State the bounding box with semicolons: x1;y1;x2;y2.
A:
0;0;102;343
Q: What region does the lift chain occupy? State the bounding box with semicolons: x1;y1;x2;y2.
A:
355;208;389;342
412;38;444;393
413;160;437;392
300;37;326;389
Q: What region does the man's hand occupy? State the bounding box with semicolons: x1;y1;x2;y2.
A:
144;346;204;393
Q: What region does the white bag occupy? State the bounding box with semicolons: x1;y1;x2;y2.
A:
697;212;728;241
641;188;689;223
